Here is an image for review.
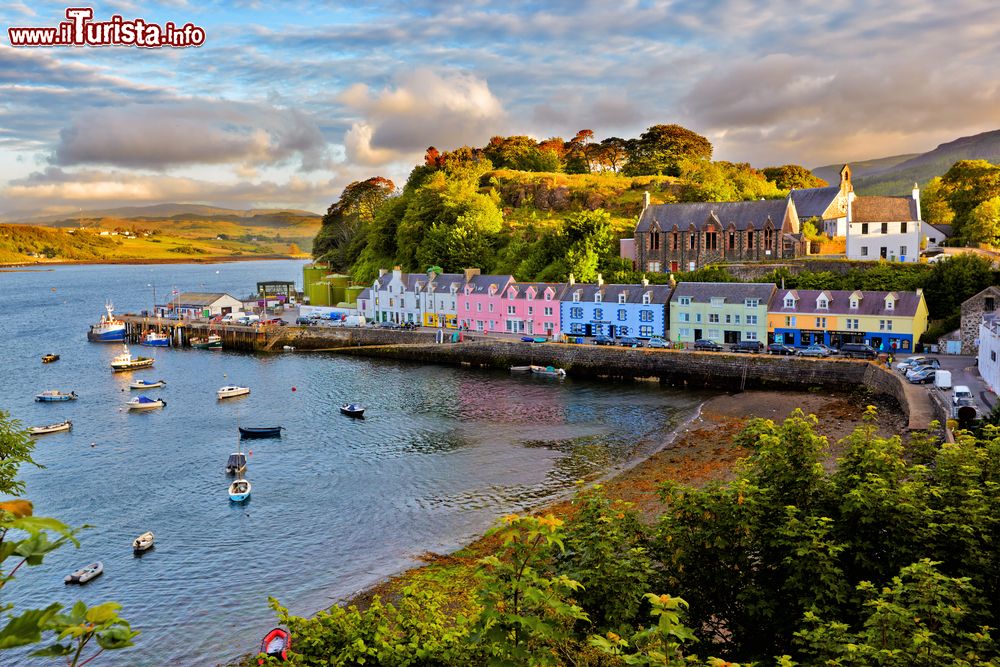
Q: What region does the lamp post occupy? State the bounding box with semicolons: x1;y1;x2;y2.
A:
147;283;156;317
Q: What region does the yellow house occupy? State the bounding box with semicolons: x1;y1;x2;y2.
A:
768;288;928;353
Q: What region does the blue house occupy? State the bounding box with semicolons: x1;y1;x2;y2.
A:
559;277;672;339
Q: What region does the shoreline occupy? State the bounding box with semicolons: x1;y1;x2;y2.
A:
0;254;309;269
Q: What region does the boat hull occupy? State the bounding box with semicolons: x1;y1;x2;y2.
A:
217;389;250;399
64;562;103;585
239;427;282;438
112;359;155;372
88;327;126;342
340;406;365;418
35;395;76;402
130;381;165;389
229;491;251;502
141;335;170;347
30;420;72;435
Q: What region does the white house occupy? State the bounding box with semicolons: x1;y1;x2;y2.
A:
420;273;464;328
978;314;1000;393
365;268;428;324
846;185;922;262
169;292;243;318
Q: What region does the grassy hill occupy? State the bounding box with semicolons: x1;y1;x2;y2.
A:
812;129;1000;195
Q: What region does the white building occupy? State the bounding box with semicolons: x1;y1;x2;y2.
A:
168;292;243;318
846;185;922;262
420;273;464;328
364;268;427;324
978;314;1000;393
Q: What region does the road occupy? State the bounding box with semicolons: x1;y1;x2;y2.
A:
897;353;995;418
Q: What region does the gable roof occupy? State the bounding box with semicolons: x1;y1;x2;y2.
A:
924;222;954;238
563;283;673;304
357;288;371;300
769;288;923;317
427;273;466;292
851;196;919;223
175;292;238;306
669;282;775;304
509;282;569;300
636;199;792;233
789;186;841;219
466;274;515;294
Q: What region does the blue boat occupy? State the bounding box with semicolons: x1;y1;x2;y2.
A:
35;390;77;402
141;332;170;347
87;302;126;342
228;478;251;502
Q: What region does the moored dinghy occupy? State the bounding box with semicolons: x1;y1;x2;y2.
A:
529;365;567;378
340;404;365;418
238;426;283;438
65;561;103;584
509;365;532;372
225;452;247;475
217;385;250;400
126;395;166;410
29;420;72;435
35;390;77;402
229;478;251;502
257;627;291;664
42;353;60;363
130;379;166;390
133;531;154;554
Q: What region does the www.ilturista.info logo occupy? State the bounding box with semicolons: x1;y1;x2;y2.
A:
8;7;205;48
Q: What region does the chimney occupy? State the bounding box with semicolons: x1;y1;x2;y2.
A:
668;273;676;288
568;273;575;286
378;268;388;277
392;266;402;280
912;182;922;221
596;273;604;287
463;267;481;282
643;191;650;209
641;276;649;287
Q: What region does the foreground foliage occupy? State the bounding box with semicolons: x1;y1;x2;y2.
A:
269;409;1000;665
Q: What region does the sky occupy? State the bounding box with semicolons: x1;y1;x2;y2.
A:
1;0;999;218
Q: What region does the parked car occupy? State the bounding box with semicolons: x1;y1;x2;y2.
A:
593;335;615;346
647;337;669;349
693;339;724;352
263;317;286;326
906;364;942;381
295;316;313;325
817;343;839;355
896;356;936;373
730;340;764;354
839;343;878;359
907;367;938;384
617;337;643;348
767;343;796;356
796;344;832;357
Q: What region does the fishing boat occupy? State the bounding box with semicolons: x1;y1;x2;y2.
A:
132;531;154;554
239;426;283;438
29;420;72;435
530;365;567;378
141;331;170;347
257;628;291;664
340;404;365;418
228;477;251;502
64;561;103;585
217;385;250;399
126;395;166;410
225;452;247;475
509;365;532;372
87;302;126;342
130;379;166;389
110;345;154;372
42;353;60;363
191;333;222;350
35;390;77;402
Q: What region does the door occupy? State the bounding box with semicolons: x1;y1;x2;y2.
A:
724;330;740;344
585;324;593;337
694;328;702;340
880;247;887;259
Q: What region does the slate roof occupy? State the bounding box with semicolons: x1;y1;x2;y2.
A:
563;283;674;304
789;186;841;219
175;292;238;306
924;223;954;238
357;288;371;300
851;196;919;223
427;273;466;292
636;199;792;233
466;274;515;294
508;282;569;301
669;282;775;304
770;289;922;317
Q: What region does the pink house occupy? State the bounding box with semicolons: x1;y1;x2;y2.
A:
458;273;515;332
502;283;566;335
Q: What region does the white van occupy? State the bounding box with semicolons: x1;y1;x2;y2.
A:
953;385;973;405
221;312;244;323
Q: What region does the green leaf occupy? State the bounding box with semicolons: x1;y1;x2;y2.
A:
0;604;62;648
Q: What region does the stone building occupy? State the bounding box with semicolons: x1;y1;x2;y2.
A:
634;197;802;273
789;164;853;237
960;285;1000;354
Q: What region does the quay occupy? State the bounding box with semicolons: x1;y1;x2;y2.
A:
117;314;938;430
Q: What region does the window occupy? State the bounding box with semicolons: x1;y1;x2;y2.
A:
993;351;997;362
595;293;602;303
619;326;630;335
746;315;758;325
507;306;516;315
745;299;759;308
570;323;583;334
689;233;696;250
374;297;380;306
695;313;702;323
572;292;580;303
642;294;651;305
477;303;482;312
745;331;758;341
881;223;888;234
640;310;653;322
900;245;908;257
986;297;995;312
747;230;754;247
764;227;774;249
679;327;691;338
389;298;394;307
672;231;678;250
527;307;533;315
618;293;627;304
639;325;653;337
901;222;908;234
594;308;604;320
728;231;736;250
879;320;893;331
651;232;660;250
544;307;553;316
708;329;720;339
734;314;741;324
724;314;732;324
570;307;583;319
488;303;494;312
818;298;828;309
544;321;554;332
709;313;720;323
815;317;827;328
706;232;718;250
850;299;859;309
678;297;691;306
710;297;724;307
489;321;494;330
861;223;869;235
617;309;627;321
545;292;552;301
785;316;796;327
886;299;894;311
784;297;796;308
679;312;690;323
647;261;661;272
861;246;868;257
465;302;470;311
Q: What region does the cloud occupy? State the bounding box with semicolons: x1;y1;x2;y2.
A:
339;69;506;166
51;100;329;171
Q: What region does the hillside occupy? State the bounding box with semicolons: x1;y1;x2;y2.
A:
810;153;919;185
8;203;320;224
812;128;1000;195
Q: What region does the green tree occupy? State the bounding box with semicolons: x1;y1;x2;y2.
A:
921;176;955;226
762;164;829;190
623;124;712;177
313;176;396;270
939;160;1000;241
562;209;615;283
964;196;1000;246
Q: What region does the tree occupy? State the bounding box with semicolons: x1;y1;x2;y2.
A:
596;137;628;172
964;196;1000;246
939;159;1000;241
920;251;994;320
623;124;712;177
921;176;955;226
762;164;828;190
312;177;396;270
562;209;615;282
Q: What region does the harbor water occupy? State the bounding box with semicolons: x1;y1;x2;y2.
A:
0;260;710;665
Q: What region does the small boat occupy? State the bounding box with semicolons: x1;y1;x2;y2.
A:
111;345;154;372
42;353;60;363
218;385;250;400
191;333;222;350
225;452;247;475
239;426;283;439
29;420;72;435
130;379;166;390
229;478;251;502
64;561;103;585
35;390;77;402
141;331;170;347
87;301;126;342
133;531;154;553
530;365;567;378
533;336;548;343
340;404;365;418
282;345;295;351
126;395;166;410
258;627;291;664
509;365;532;372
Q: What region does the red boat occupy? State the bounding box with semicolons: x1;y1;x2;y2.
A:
258;627;291;664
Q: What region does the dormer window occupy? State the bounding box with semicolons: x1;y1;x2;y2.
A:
817;298;828;310
572;291;580;303
850;299;859;309
618;293;627;304
784;297;796;308
544;291;552;301
642;293;651;305
886;299;894;311
595;293;602;303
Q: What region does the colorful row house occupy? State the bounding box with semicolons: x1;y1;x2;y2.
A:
457;273;517;332
767;288;929;352
501;282;566;335
668;282;775;345
561;277;672;339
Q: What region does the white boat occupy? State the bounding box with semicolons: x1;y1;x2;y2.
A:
228;478;251;502
64;561;103;584
126;395;166;410
111;345;155;372
217;385;250;400
133;531;154;553
510;365;532;372
87;301;126;342
130;379;166;390
530;365;567;378
29;420;72;435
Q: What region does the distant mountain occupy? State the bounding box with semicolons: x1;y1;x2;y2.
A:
812;129;1000;196
11;203;321;225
